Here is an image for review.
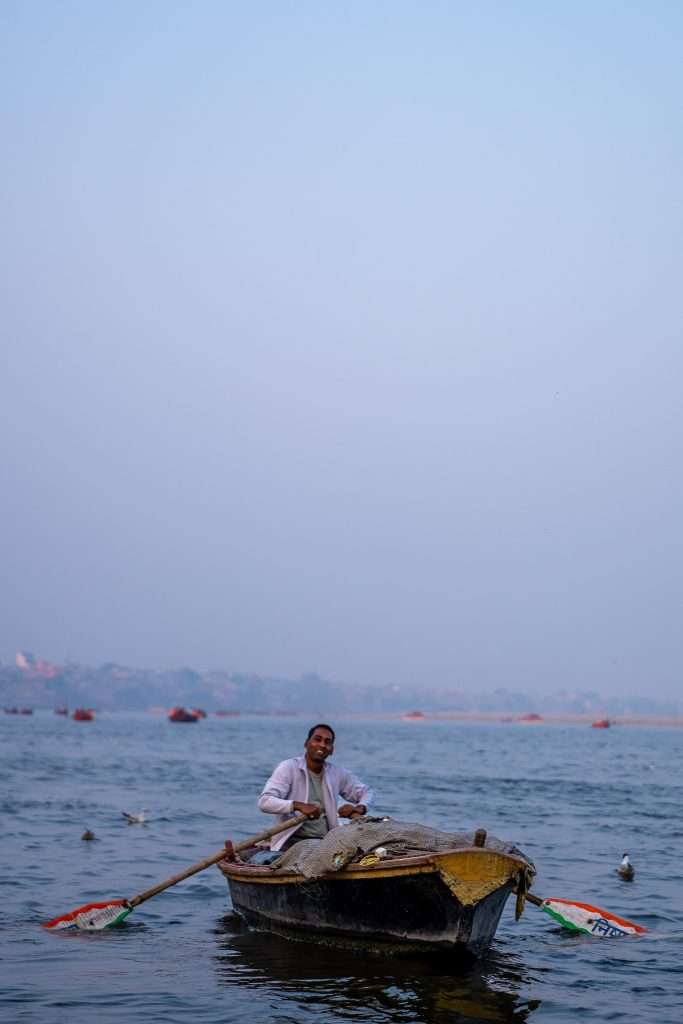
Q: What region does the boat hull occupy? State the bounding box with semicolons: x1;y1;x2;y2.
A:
220;848;528;959
168;707;200;722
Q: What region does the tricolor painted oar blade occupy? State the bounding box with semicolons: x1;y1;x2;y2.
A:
43;815;308;934
540;898;646;937
44;899;132;931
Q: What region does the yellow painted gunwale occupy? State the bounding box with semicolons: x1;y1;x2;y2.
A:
218;847;529;887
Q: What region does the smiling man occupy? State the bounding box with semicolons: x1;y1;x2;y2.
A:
257;724;373;852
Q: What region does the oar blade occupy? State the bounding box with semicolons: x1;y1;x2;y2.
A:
43;814;308;935
44;899;132;931
540;898;646;937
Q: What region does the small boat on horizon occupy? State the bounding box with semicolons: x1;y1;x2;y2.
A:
168;707;200;723
518;713;543;724
591;718;611;729
55;707;69;716
72;708;95;721
402;710;426;721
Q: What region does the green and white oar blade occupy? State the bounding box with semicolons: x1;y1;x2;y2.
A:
44;899;132;931
540;898;646;937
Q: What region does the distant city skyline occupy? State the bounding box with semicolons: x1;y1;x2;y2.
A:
1;648;680;717
2;648;680;716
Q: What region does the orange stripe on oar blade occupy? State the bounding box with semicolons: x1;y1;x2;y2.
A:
43;900;132;931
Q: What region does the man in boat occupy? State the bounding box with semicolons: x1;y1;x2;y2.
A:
258;723;372;853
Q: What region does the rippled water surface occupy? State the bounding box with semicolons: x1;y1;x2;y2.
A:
1;714;682;1023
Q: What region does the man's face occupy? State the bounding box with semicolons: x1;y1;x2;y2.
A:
305;727;334;765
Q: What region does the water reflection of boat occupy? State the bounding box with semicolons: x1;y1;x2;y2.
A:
213;918;539;1022
218;832;534;961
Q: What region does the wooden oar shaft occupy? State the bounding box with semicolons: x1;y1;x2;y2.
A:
128;814;306;909
513;883;544;908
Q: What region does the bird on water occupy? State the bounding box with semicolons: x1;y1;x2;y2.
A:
122;810;149;825
617;853;634;880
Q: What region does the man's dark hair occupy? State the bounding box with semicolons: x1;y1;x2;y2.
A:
306;723;335;742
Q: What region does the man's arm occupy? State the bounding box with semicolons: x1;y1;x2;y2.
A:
258;760;322;818
337;769;374;818
258;759;296;815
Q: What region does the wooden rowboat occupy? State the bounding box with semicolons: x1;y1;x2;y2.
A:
218;837;534;959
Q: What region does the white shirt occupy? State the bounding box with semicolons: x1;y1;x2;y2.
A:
258;755;373;850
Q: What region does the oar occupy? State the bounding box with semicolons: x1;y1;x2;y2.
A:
522;890;647;937
44;814;306;931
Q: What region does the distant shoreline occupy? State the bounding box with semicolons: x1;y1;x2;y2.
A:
5;708;683;726
162;709;682;726
416;711;683;727
311;711;683;727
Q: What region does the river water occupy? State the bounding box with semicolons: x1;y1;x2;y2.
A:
1;713;681;1023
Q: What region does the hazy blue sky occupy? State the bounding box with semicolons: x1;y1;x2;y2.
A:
2;2;681;698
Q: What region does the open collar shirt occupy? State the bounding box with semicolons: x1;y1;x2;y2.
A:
258;755;373;850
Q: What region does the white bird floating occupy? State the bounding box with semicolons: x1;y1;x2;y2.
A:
122;810;149;825
617;853;634;881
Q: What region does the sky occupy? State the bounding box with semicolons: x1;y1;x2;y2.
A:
2;2;682;699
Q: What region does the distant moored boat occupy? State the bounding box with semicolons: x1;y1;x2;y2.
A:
168;707;200;723
73;708;95;721
402;710;426;721
591;719;611;729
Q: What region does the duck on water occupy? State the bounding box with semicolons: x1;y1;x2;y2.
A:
618;853;635;881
